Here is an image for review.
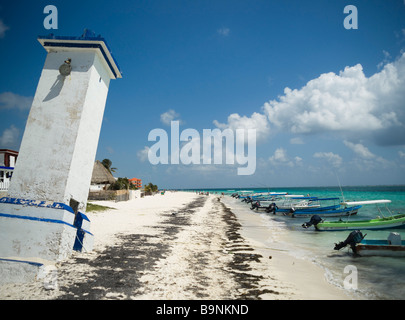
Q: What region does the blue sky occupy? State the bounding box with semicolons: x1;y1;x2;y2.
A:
1;0;405;189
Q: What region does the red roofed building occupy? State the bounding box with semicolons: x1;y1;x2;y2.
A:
0;149;19;193
128;178;142;189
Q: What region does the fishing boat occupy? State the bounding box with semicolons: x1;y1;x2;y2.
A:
276;195;320;211
334;231;405;257
284;197;359;217
261;196;358;218
302;200;405;231
249;197;360;218
250;201;278;213
250;195;320;214
289;202;361;218
251;192;287;202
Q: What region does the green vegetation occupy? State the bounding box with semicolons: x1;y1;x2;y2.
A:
99;159;139;190
101;158;117;173
86;202;116;212
144;182;158;193
109;177;130;190
108;177;139;190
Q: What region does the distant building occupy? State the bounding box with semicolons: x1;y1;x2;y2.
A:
129;177;142;189
0;149;18;168
0;149;18;193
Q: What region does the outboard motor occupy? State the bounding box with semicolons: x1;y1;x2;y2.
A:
302;215;323;229
288;207;296;217
265;203;277;214
334;230;365;255
251;201;261;210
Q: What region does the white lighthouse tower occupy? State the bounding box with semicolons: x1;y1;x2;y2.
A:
0;30;121;283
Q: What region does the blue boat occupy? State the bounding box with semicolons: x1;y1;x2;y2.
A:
251;196;361;218
289;204;362;218
287;198;361;218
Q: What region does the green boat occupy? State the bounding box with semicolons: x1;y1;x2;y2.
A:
302;200;405;231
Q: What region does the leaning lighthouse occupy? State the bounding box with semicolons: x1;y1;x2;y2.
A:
0;30;121;283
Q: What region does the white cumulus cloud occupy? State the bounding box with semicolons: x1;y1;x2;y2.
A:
0;125;19;147
262;52;405;145
343;140;391;169
137;146;150;162
213;112;270;144
160;109;181;126
313;152;343;168
0;92;33;111
343;140;375;159
269;148;301;167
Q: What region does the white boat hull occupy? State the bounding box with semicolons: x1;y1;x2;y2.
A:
357;244;405;257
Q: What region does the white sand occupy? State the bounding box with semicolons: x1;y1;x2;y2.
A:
0;191;353;300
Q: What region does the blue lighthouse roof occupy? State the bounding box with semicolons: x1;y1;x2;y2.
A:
37;29;122;79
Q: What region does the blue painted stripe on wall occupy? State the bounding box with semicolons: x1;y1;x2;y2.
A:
79;211;90;222
0;212;75;229
0;258;43;267
0;212;93;236
0;197;74;214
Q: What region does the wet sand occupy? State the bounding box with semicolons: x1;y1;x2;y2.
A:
0;191;351;300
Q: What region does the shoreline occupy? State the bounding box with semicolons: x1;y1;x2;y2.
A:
221;196;353;300
0;191;353;300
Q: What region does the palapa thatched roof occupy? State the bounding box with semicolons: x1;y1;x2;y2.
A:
91;160;116;184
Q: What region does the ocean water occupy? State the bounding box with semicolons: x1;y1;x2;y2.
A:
185;186;405;300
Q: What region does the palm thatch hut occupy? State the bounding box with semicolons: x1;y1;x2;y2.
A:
89;160;116;191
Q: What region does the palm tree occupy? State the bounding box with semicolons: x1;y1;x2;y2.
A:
101;158;117;173
144;182;158;193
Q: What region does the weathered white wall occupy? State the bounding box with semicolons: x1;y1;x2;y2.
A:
0;199;93;260
0;216;77;260
64;52;110;212
129;189;142;200
8;48;111;213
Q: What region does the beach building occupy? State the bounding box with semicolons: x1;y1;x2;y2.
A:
89;160;116;191
0;149;18;168
0;149;18;195
0;30;121;284
129;177;142;189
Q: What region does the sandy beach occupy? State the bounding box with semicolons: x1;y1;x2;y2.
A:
0;191;352;300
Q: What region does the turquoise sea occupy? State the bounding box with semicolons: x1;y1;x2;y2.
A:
184;185;405;300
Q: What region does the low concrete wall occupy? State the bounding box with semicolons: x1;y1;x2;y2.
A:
88;189;129;201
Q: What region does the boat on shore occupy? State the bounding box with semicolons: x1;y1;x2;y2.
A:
284;197;360;218
250;196;360;218
302;200;405;231
275;195;320;211
289;204;361;218
248;194;319;213
334;231;405;257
